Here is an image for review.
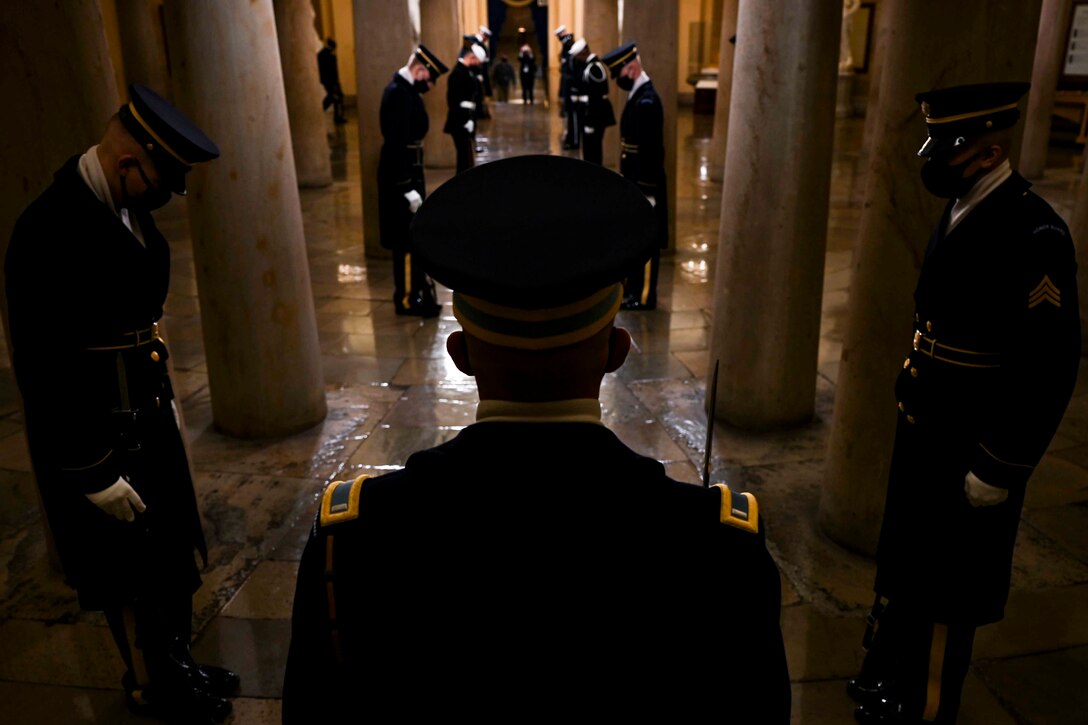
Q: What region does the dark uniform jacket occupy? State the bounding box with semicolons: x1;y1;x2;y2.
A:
283;420;790;722
377;72;428;251
620;80;668;249
582;54;616;131
443;61;479;136
5;155;206;610
317;47;340;94
518;48;536;82
875;172;1080;625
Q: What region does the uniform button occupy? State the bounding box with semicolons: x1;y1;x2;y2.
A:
906;414;915;424
898;402;905;412
926;320;933;332
151;350;160;362
903;357;911;369
155;396;161;407
910;367;918;378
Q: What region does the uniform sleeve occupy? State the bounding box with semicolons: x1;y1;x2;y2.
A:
379;87;415;187
6;213;122;494
446;71;475;131
971;219;1081;490
631;96;665;195
282;520;339;723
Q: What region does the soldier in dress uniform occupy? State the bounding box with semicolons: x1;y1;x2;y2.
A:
281;155;791;723
476;25;494;118
576;41;616;166
565;38;590;156
5;84;239;723
848;82;1081;724
445;43;486;174
556;26;577;147
378;45;449;317
602;41;668;311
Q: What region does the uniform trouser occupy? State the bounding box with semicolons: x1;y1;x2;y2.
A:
522;78;534;103
104;590;194;695
858;597;976;723
624;249;660;308
392;248;436;311
565;106;580;147
581;127;603;165
452;131;475;174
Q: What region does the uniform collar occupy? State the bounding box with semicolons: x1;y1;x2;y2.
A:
627;71;651;101
476;399;604;424
946;159;1013;235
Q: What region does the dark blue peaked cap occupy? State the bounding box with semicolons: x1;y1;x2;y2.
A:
915;81;1030;157
118;83;219;194
409;155;656;349
601;41;638;79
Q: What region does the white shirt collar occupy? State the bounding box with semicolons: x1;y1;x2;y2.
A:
397;66;414;84
627;71;651;101
77;145;143;244
946;159;1012;234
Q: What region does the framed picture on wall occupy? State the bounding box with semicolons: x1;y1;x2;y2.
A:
1061;0;1088;88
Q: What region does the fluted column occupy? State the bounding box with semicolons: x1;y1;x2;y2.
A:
273;0;333;188
820;0;1042;554
707;0;840;429
354;1;414;257
620;1;678;248
163;0;327;438
421;0;460;169
116;0;172;99
584;0;619;170
708;0;739;182
1021;0;1073;179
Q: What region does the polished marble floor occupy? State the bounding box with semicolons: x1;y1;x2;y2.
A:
1;98;1087;724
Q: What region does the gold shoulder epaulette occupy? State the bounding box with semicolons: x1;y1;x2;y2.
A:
711;483;759;534
319;475;370;527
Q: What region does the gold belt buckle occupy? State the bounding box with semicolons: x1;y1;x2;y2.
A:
913;330;921;351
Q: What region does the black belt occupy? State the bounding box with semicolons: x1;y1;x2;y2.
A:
87;323;161;351
912;331;1001;368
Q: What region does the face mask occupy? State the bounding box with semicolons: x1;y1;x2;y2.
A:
616;75;635;92
122;161;172;212
919;152;981;199
414;78;432;94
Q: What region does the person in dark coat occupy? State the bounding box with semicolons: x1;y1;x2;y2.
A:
577;43;616;166
317;37;346;124
4;84;238;724
602;42;668;310
282;154;791;723
557;27;577;147
848;82;1081;725
517;33;537;105
378;45;449;317
492;55;516;103
445;44;485;174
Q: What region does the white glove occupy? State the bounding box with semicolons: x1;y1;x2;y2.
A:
464;120;475;134
645;195;657;208
584;126;595;134
404;189;423;213
86;476;147;522
964;471;1008;507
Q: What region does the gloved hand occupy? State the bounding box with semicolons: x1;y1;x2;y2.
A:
964;471;1008;507
584;126;595;134
86;476;147;522
404;189;423;214
464;120;475;134
645;195;657;208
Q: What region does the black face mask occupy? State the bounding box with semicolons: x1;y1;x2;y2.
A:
919;152;982;199
122;161;172;212
616;75;635;92
414;79;432;94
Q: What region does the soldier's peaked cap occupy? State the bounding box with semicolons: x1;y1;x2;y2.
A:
601;41;638;78
915;81;1030;158
414;44;448;77
410;155;657;350
118;83;218;195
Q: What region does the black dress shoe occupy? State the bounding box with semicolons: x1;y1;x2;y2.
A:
125;680;232;724
846;676;887;705
853;697;906;724
193;662;241;698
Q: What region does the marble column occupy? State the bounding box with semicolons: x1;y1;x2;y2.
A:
820;0;1042;555
584;0;620;170
0;0;121;574
620;1;678;248
420;0;460;169
273;0;334;188
707;0;841;430
1020;0;1073;180
163;0;327;438
115;0;172;99
708;0;739;182
354;1;415;257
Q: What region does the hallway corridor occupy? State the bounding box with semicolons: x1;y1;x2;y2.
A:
1;98;1087;723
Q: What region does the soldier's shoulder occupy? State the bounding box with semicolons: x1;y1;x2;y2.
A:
710;483;761;534
316;468;410;529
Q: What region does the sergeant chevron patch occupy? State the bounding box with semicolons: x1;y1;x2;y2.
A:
1028;275;1061;309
